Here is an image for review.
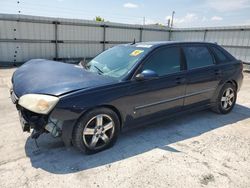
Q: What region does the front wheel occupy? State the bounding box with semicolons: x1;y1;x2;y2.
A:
72;108;120;154
212;83;237;114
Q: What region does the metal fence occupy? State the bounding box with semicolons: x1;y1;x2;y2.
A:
0;14;250;67
170;27;250;64
0;14;169;66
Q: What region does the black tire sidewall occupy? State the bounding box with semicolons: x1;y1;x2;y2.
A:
73;108;120;154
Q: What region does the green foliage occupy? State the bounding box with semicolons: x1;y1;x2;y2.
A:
154;23;164;26
95;16;104;22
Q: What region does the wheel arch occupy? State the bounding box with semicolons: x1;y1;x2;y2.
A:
61;104;123;147
211;79;238;104
75;104;123;131
226;80;238;91
211;80;237;114
98;104;123;128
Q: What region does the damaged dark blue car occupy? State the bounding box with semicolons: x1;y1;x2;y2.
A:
10;41;243;154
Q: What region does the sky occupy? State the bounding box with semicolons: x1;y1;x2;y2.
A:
0;0;250;28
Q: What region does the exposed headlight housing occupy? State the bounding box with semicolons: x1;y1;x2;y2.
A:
18;94;59;114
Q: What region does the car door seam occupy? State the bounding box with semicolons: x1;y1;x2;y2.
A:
134;87;216;111
135;95;184;110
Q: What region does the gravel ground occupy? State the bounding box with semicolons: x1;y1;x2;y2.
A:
0;68;250;188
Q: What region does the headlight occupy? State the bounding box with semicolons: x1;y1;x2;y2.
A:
18;94;59;114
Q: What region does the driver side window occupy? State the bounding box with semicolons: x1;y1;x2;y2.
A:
142;47;181;77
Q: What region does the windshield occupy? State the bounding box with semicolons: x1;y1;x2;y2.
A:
85;45;150;79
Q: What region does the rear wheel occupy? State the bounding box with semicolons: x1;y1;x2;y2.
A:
72;108;120;154
212;83;237;114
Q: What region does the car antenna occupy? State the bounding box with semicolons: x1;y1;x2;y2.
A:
131;38;136;45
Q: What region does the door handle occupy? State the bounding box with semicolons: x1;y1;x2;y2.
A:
176;77;186;84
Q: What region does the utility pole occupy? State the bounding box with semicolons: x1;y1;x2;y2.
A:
171;11;175;28
167;19;171;27
143;17;145;25
169;11;175;41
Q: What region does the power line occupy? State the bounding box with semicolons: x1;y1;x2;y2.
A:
1;1;168;25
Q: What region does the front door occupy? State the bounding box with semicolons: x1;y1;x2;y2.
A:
128;46;187;121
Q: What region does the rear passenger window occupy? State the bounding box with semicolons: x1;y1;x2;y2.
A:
211;46;229;63
183;46;214;69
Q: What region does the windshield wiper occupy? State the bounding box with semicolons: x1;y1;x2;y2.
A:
94;65;104;74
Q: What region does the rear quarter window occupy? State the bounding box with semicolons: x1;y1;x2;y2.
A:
211;46;231;63
183;46;214;69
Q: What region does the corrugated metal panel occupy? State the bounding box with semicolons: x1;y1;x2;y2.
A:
106;28;140;42
0;42;16;62
0;42;55;62
0;20;17;39
17;43;55;61
224;47;247;61
58;43;102;58
0;21;54;40
58;25;103;41
205;30;250;62
245;48;250;62
206;31;234;44
1;13;250;66
105;43;121;50
171;28;250;62
15;22;54;40
171;31;204;41
142;30;169;41
0;14;171;66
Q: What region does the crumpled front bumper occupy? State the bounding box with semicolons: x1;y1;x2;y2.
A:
19;106;48;132
10;89;63;139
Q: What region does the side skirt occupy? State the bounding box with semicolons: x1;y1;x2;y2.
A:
122;104;212;132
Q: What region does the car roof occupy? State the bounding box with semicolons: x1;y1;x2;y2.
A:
123;41;217;49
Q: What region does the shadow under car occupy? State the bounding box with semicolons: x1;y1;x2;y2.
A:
24;104;250;174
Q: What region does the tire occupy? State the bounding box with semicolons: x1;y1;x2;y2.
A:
211;83;237;114
72;108;120;154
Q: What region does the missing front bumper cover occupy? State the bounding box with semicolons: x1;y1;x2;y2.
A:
18;107;63;139
45;118;62;137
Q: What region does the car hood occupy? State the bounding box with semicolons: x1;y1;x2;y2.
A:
12;59;117;97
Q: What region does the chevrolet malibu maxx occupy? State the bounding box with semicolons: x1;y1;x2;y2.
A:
10;42;243;154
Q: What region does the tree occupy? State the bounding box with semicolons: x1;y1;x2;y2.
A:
94;16;104;22
154;23;164;26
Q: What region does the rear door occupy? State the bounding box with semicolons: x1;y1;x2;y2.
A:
210;45;240;81
182;44;221;108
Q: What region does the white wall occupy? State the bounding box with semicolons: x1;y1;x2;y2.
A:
0;14;250;66
171;27;250;62
0;14;169;66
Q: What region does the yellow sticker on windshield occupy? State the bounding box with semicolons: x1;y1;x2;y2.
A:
130;50;144;56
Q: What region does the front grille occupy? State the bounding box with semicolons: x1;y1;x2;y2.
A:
10;89;18;104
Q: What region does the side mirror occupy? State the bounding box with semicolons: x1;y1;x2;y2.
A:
135;69;158;81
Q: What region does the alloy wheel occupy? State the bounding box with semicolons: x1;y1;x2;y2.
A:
82;114;115;150
221;88;235;110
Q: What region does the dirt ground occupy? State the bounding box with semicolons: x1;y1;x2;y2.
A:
0;68;250;188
